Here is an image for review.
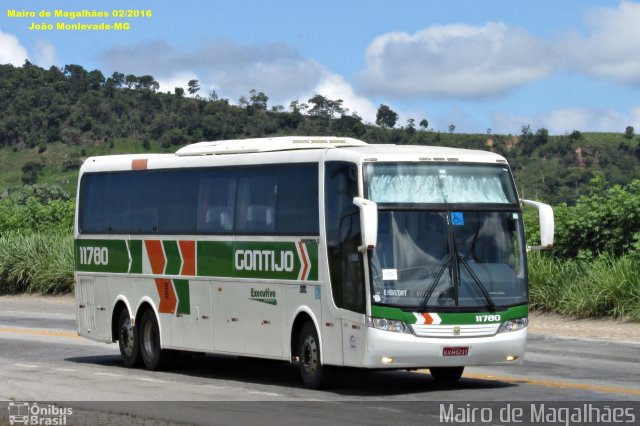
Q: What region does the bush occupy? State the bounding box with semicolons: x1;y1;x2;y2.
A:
528;253;640;320
0;232;74;294
0;184;74;233
553;177;640;259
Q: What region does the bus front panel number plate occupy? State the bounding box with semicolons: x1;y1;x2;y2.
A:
442;347;469;356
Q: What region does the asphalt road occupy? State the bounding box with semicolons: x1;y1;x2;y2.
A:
0;297;638;425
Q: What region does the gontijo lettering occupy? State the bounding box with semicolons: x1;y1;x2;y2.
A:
235;249;294;272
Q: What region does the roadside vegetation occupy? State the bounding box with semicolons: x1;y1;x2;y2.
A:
0;62;638;319
525;177;640;320
0;185;74;294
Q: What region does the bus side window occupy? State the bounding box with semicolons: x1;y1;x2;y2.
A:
236;170;278;233
198;173;237;233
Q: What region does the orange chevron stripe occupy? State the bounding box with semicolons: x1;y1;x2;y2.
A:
179;240;196;276
155;278;177;314
423;313;434;325
145;240;166;275
297;240;309;280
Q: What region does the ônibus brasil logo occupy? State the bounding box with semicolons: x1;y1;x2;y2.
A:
8;402;72;425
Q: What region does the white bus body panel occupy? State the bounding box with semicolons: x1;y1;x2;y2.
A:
364;328;527;369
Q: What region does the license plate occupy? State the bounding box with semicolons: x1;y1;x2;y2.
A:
443;346;469;356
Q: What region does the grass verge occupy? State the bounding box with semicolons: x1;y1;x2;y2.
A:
528;253;640;320
0;232;73;294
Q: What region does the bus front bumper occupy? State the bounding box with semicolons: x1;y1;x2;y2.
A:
363;327;527;369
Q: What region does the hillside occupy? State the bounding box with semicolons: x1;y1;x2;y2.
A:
2;62;640;204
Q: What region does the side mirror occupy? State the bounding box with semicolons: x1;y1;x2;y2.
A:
353;197;378;251
522;199;554;250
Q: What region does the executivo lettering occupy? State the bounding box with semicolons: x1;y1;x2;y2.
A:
250;288;277;305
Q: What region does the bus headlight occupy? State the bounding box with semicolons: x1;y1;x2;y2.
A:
498;317;528;333
368;317;410;333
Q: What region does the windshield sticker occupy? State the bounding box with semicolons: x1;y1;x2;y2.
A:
384;289;408;297
373;294;382;302
451;212;464;226
512;213;519;219
382;269;398;281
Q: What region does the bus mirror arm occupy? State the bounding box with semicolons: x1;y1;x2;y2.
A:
353;197;378;251
521;199;554;251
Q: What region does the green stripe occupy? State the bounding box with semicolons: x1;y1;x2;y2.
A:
129;240;142;274
75;240;129;273
173;279;190;315
371;304;529;325
75;238;319;281
197;241;234;277
163;240;181;275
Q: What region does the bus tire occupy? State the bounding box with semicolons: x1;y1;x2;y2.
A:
297;322;327;388
430;366;464;383
139;309;174;371
117;309;141;367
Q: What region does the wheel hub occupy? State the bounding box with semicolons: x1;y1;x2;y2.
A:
301;335;318;374
120;320;135;356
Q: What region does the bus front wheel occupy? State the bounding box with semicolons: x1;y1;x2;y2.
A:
117;309;140;367
139;309;175;370
430;366;464;383
297;322;326;388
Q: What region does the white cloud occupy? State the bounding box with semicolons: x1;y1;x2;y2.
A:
100;39;325;105
33;40;57;67
309;72;378;123
156;71;200;95
357;1;640;100
359;22;554;99
0;28;29;66
563;1;640;85
493;107;640;135
101;38;381;124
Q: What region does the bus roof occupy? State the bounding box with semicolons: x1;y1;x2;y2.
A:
175;136;367;156
80;137;509;173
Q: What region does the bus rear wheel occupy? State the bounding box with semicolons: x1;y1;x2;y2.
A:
117;309;141;367
430;366;464;383
297;322;327;388
139;309;175;371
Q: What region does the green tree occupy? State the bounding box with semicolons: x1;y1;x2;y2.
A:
624;126;634;140
405;118;416;135
125;74;138;89
187;79;200;97
308;94;344;119
569;130;582;141
249;89;268;112
21;161;44;185
375;104;398;128
138;75;159;92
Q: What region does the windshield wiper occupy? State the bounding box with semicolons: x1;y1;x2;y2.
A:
418;255;452;311
458;257;496;312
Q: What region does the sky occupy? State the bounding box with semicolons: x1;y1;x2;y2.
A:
2;0;640;135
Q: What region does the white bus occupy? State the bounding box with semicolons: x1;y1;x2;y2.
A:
74;136;553;387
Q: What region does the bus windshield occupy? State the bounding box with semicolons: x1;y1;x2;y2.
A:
364;163;526;310
369;210;526;310
364;163;518;205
